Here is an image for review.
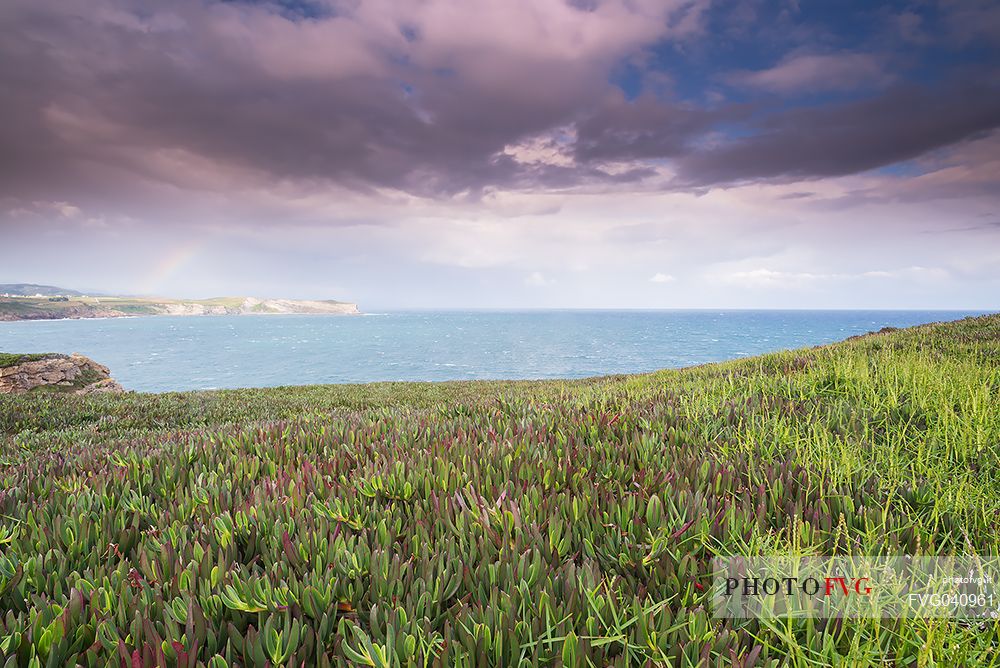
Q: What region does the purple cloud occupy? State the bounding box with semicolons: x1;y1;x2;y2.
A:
0;0;997;208
676;83;1000;186
726;52;890;94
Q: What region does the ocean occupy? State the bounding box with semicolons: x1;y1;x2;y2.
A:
0;310;988;393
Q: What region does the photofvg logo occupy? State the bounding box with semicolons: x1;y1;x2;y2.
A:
724;573;872;598
712;556;1000;619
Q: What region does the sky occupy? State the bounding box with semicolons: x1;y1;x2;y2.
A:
1;0;999;310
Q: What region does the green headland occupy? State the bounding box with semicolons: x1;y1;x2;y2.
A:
0;284;358;321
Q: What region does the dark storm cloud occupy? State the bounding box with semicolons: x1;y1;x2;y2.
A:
0;0;710;205
0;0;998;212
676;83;1000;187
573;95;736;162
0;3;478;195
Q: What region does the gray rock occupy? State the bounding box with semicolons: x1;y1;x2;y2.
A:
0;353;124;394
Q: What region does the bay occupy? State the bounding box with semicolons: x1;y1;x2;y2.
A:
0;310;988;392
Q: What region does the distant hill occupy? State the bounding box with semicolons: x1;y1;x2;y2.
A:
0;283;83;297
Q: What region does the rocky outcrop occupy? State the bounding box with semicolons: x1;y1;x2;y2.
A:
0;353;124;394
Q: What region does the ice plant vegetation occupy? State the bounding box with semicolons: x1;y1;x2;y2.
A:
0;315;998;666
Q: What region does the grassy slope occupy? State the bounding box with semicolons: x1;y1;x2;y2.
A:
0;284;83;297
0;300;57;317
0;296;189;317
0;315;998;666
0;353;56;369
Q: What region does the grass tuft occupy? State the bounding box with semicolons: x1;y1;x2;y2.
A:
0;352;58;368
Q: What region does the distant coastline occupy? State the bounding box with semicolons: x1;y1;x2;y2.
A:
0;287;360;321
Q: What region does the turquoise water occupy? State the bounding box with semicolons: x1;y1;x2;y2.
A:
0;310;988;392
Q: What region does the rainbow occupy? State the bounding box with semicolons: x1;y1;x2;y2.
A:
139;240;205;295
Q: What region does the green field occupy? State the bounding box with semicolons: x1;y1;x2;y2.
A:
1;315;998;666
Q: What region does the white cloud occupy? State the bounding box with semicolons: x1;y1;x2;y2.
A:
501;126;577;168
715;266;951;287
649;272;675;283
53;201;82;218
524;271;553;286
